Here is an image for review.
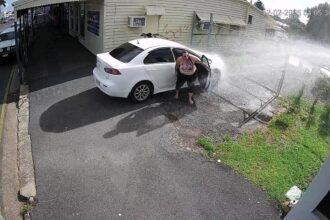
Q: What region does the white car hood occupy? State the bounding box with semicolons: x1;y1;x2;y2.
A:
0;39;15;48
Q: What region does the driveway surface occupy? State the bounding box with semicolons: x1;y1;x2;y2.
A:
0;63;12;106
30;79;279;220
27;26;280;219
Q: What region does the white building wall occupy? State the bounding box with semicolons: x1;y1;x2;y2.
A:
100;0;275;54
79;1;104;54
68;0;104;54
245;5;268;40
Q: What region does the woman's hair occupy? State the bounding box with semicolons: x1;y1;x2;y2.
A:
182;51;189;57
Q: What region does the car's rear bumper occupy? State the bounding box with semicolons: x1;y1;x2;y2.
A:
93;68;130;98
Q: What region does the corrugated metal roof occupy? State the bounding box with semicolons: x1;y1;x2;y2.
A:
145;5;166;16
195;11;246;26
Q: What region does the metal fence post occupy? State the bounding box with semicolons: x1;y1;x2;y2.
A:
207;13;213;50
190;12;196;46
14;20;23;84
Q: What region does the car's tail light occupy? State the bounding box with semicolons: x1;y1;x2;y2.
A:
104;67;121;75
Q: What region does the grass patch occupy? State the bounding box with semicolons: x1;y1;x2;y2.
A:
197;137;215;154
198;97;330;202
22;204;33;213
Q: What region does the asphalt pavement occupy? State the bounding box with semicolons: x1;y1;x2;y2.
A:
2;18;330;220
0;62;13;105
0;57;16;138
27;26;280;219
0;20;16;109
30;77;279;220
0;32;20;220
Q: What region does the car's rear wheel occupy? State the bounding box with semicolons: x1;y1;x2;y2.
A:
130;81;153;102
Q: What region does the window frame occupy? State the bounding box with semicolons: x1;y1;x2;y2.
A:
248;15;253;24
143;47;175;65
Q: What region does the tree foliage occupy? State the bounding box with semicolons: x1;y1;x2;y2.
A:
284;12;307;37
306;3;330;44
254;0;265;11
0;0;6;7
271;12;307;39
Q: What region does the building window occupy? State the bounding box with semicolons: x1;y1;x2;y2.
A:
248;15;253;24
144;48;174;64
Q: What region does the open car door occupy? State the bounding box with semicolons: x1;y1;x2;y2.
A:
196;55;211;90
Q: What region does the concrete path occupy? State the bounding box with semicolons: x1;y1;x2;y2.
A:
0;103;22;220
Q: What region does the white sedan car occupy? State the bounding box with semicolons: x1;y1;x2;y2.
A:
93;38;221;102
0;27;16;58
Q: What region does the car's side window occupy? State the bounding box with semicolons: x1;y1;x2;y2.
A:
144;48;174;64
172;48;186;60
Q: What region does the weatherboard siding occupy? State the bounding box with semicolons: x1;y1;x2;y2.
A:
101;0;271;53
245;5;268;40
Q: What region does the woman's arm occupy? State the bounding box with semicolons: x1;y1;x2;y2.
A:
190;55;202;64
190;55;210;70
175;57;181;70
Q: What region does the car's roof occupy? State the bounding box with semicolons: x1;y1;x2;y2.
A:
129;38;186;50
1;27;15;34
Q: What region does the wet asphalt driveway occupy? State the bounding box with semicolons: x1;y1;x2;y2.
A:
29;75;279;220
26;26;281;219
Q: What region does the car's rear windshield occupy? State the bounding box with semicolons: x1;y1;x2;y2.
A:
110;42;144;63
0;32;15;41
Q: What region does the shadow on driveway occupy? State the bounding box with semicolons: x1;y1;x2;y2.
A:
40;88;196;135
103;101;196;138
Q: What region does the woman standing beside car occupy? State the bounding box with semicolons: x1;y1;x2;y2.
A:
175;51;203;105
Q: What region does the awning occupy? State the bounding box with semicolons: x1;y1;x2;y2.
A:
195;11;246;26
14;0;85;11
266;18;284;31
229;16;247;26
267;25;284;31
145;5;165;16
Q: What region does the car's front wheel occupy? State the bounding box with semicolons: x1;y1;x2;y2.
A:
130;81;153;102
